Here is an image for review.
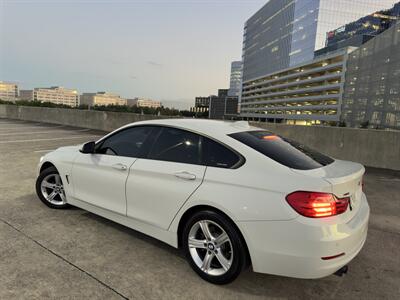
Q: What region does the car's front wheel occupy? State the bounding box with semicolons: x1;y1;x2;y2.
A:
36;166;69;209
182;210;247;284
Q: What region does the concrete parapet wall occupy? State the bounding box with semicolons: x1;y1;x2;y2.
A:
0;105;398;170
0;104;171;132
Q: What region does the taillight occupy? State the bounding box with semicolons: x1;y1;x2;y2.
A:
286;191;349;218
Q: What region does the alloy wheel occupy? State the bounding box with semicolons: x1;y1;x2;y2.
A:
40;173;66;206
188;220;233;276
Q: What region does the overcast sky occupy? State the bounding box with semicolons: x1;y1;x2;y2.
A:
0;0;265;109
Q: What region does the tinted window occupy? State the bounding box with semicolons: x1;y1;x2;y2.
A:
203;138;240;168
229;130;334;170
148;127;201;164
96;126;154;157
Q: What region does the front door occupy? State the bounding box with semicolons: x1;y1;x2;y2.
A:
71;126;156;215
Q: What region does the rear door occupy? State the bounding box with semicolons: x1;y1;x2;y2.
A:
126;127;206;229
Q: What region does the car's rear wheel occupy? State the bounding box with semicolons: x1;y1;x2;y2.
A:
182;210;247;284
36;166;69;209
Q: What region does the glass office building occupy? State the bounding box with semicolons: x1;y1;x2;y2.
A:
240;20;400;130
228;61;243;97
315;2;400;56
342;22;400;130
242;0;398;82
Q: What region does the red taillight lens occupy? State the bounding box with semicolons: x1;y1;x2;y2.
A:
286;191;349;218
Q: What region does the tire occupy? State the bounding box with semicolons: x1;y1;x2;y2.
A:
182;210;247;284
36;166;69;209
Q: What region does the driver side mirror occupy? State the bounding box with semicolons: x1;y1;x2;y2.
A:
80;141;96;154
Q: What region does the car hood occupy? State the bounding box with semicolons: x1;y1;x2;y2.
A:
54;145;81;153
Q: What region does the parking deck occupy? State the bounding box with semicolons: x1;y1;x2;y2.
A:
0;118;399;299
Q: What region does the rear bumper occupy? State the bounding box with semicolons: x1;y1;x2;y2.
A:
238;193;369;279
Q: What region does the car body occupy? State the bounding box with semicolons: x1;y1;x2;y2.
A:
36;119;369;283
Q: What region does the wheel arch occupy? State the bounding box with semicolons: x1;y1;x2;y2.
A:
176;204;252;266
39;161;57;173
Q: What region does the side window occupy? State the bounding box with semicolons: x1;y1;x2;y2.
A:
203;137;240;168
96;126;154;158
148;127;201;165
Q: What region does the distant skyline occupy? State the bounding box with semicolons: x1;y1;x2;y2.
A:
0;0;265;109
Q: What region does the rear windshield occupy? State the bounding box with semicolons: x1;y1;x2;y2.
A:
229;130;334;170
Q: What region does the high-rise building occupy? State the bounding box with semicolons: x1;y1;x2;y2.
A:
240;47;351;125
126;98;161;108
242;0;397;82
0;81;18;101
19;90;32;101
80;92;127;106
341;22;400;130
316;2;400;57
19;86;79;106
240;21;400;130
190;96;212;114
195;96;211;108
209;97;239;120
228;61;242;97
191;89;239;119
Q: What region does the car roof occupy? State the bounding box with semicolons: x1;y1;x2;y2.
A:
124;118;260;137
124;118;259;135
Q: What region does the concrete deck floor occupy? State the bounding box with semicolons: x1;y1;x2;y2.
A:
0;118;399;299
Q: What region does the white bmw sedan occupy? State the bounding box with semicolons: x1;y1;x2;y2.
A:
36;119;369;284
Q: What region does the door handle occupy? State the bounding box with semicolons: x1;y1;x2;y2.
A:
112;163;128;171
174;171;196;180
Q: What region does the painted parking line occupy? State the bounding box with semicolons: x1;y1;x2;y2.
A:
0;121;43;126
0;125;65;130
33;149;56;153
0;123;61;127
0;135;101;144
0;125;44;128
378;177;400;182
0;124;46;128
0;122;35;125
0;128;91;136
0;120;37;124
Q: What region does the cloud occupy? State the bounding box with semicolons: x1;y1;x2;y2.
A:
69;71;106;79
129;75;137;80
147;60;163;67
107;58;125;65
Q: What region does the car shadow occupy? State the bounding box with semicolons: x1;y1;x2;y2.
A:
7;193;356;299
81;210;183;258
79;210;345;298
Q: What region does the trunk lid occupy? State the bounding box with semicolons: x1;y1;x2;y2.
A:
291;159;365;222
